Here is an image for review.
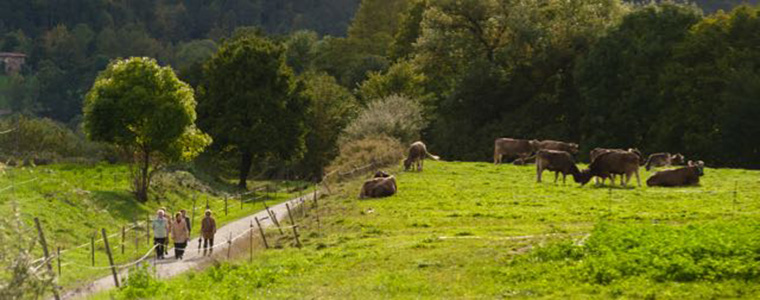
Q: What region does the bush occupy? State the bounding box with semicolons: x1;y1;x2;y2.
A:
0;114;107;164
327;135;405;175
341;95;426;145
115;265;166;300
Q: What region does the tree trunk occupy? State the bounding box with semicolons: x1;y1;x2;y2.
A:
238;150;253;189
137;148;150;202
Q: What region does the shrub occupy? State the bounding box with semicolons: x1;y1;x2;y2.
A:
0;114;107;163
341;95;426;145
115;265;166;300
327;135;405;175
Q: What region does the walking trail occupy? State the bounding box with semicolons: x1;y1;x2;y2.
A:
61;193;314;299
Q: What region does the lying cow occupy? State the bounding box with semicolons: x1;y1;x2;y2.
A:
536;150;582;184
404;141;440;171
578;150;642;187
644;153;685;171
359;172;397;199
536;140;579;155
646;161;704;187
494;138;538;164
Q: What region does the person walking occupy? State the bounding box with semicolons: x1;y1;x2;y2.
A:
152;210;169;259
200;210;217;256
180;209;191;234
171;212;189;260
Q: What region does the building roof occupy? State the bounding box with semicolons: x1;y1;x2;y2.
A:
0;52;27;58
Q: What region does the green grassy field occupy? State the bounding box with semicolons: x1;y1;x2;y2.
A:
103;160;760;299
0;163;312;288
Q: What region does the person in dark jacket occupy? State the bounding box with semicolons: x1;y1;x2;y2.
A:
201;210;217;256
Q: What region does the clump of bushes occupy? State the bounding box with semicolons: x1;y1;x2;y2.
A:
341;94;426;145
526;221;760;285
327;135;405;175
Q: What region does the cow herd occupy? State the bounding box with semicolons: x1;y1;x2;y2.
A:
358;139;706;199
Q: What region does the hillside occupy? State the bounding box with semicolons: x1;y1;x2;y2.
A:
102;161;760;299
0;163;311;288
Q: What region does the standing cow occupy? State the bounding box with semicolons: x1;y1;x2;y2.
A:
578;151;642;187
646;161;704;187
536;150;582;184
494;138;539;165
644;153;685;171
404;141;440;171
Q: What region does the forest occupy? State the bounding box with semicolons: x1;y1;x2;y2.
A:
0;0;758;189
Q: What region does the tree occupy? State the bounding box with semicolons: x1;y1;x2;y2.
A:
198;33;308;189
298;72;358;179
83;57;211;202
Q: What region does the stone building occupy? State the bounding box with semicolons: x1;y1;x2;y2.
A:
0;52;26;75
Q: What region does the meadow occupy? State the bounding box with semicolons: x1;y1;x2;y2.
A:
0;163;311;288
104;160;760;299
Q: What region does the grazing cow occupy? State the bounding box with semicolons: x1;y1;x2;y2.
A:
513;155;537;166
578;151;642;187
359;175;397;199
536;140;579;155
536;150;582;184
644;153;685;171
404;141;440;171
588;148;643;184
494;138;539;164
647;161;704;187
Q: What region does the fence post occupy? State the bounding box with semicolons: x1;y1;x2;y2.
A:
286;203;296;226
91;232;95;267
121;226;125;254
146;213;150;246
240;193;243;210
57;246;61;277
255;217;269;249
249;220;253;262
292;225;302;248
34;218;60;300
205;196;209;209
226;232;232;259
101;228;120;288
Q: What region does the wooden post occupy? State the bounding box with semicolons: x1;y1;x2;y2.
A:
301;199;306;218
255;217;269;249
292;225;302;248
121;226;125;254
57;246;61;277
101;228;120;287
33;218;60;300
286;203;296;226
224;196;228;216
271;213;284;235
226;232;232;259
91;232;95;266
313;189;318;208
240;193;243;210
146;213;151;246
249;220;253;262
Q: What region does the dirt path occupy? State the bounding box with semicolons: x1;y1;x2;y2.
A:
61;193;314;299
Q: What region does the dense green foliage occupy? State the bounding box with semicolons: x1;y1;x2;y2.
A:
105;161;760;298
84;57;211;201
197;34;307;188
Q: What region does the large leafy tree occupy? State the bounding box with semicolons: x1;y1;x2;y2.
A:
198;33;308;189
84;57;211;202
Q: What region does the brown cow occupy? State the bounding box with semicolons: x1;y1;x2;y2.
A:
578;151;642;187
494;138;539;165
536;150;582;184
359;175;397;199
646;161;704;187
536;140;579;154
588;148;643;184
644;153;685;171
404;141;440;171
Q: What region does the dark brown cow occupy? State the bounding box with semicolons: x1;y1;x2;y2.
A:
644;153;685;171
588;148;643;184
536;140;579;154
647;161;704;187
494;138;539;165
536;150;582;184
359;173;397;199
578;151;642;187
404;141;440;171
